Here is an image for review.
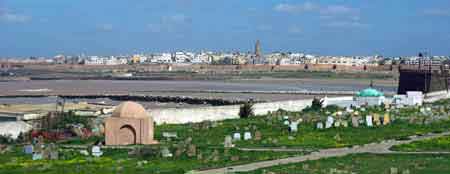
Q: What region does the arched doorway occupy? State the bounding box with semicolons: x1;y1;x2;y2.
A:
119;125;136;145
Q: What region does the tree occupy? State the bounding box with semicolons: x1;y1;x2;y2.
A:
310;97;324;111
239;102;254;118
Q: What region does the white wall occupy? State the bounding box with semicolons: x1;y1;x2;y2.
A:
424;90;450;103
150;96;354;125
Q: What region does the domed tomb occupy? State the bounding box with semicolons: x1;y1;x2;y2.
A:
105;101;158;145
112;101;150;119
356;88;384;97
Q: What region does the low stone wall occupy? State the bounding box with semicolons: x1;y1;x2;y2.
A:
151;96;353;125
425;90;450;103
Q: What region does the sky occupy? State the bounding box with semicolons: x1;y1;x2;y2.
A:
0;0;450;57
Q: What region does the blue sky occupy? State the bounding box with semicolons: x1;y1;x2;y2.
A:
0;0;449;57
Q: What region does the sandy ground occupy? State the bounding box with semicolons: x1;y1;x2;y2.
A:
0;102;107;113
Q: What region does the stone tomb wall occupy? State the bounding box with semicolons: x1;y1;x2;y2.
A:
105;117;154;145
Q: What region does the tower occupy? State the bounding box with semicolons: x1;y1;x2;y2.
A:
255;40;261;58
253;40;264;64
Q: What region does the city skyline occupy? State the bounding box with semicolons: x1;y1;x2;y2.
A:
1;0;450;57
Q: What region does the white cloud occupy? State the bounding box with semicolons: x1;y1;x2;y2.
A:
274;2;318;13
147;14;191;33
325;21;368;28
256;25;272;31
0;10;31;23
163;14;190;24
423;9;450;16
288;25;302;34
147;23;162;33
320;5;357;16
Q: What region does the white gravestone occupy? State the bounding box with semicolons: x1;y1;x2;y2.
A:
244;132;252;140
366;115;373;127
289;122;299;132
326;116;334;128
224;135;234;148
91;146;103;157
316;122;324;129
233;133;241;141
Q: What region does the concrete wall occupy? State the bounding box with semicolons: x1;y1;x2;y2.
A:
424;90;450;103
150;96;353;125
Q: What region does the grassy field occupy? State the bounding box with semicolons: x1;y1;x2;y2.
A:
1;99;449;173
237;153;450;174
154;116;450;150
391;135;450;152
0;146;300;174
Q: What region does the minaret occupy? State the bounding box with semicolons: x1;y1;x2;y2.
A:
254;40;262;64
255;40;261;58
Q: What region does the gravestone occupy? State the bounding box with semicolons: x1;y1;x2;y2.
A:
92;145;103;157
316;122;324;129
48;144;58;160
303;164;309;170
224;136;234;148
24;145;33;154
366;115;373;127
352;117;360;127
50;150;59;160
383;114;391;125
390;167;398;174
185;137;193;144
254;131;262;141
161;147;173;158
244;132;252;140
162;132;178;140
233;133;241;141
32;152;43;160
187;145;197;157
334;121;341;128
289;122;299;132
42;148;50;160
326;116;334;128
327;116;335;124
212;150;220;162
342;121;348;128
373;114;381;126
272;139;278;144
80;150;89;156
197;152;203;160
402;169;410;174
175;147;185;157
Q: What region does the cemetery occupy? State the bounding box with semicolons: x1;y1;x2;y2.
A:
0;97;450;174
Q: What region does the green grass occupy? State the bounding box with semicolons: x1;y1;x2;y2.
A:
156;115;450;150
0;147;300;174
391;135;450;152
238;153;450;174
2;99;449;174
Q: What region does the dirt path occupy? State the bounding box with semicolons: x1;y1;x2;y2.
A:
195;132;450;174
